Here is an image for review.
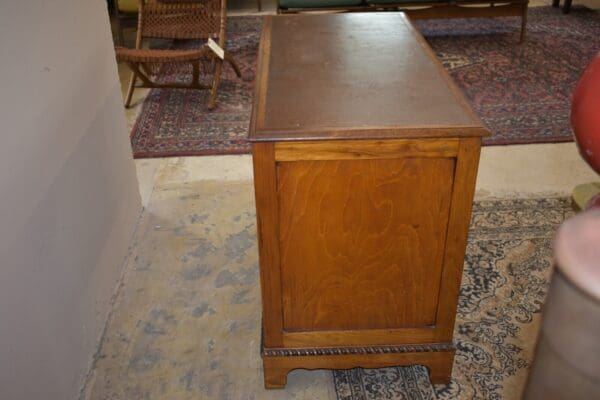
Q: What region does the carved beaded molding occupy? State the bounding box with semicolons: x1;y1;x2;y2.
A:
262;343;454;357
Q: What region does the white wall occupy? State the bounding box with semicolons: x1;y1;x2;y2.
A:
0;1;141;399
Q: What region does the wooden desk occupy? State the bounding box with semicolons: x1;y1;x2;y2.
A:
249;12;489;389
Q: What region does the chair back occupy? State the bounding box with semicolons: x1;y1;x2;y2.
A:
139;0;225;41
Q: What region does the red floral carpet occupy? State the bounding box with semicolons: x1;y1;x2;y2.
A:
130;7;600;158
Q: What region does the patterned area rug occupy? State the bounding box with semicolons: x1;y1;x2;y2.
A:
416;6;600;146
334;197;573;400
130;7;599;157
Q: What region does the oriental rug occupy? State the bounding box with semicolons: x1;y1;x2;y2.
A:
417;6;600;146
334;197;573;400
129;7;599;158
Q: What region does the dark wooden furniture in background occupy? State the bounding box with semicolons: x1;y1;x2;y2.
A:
552;0;573;14
277;0;529;43
250;13;489;389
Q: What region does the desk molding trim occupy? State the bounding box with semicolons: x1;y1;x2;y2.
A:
262;342;455;357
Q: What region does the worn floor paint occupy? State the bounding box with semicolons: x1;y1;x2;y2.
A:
85;180;333;399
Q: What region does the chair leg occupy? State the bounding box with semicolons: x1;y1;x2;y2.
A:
208;60;223;110
225;54;242;78
519;6;527;44
562;0;572;14
552;0;560;7
257;0;262;12
124;72;137;108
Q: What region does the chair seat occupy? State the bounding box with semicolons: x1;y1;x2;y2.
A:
115;47;210;63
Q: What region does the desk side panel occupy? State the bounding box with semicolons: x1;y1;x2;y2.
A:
277;152;455;332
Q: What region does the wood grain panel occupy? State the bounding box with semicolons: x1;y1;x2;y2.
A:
277;157;455;332
274;139;459;161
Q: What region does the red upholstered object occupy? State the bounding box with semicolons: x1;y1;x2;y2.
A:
572;53;600;174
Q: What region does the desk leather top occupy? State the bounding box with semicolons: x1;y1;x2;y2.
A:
249;13;489;142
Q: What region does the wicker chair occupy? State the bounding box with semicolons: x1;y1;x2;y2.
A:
115;0;241;110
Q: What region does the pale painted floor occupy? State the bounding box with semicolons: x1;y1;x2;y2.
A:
125;0;599;207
